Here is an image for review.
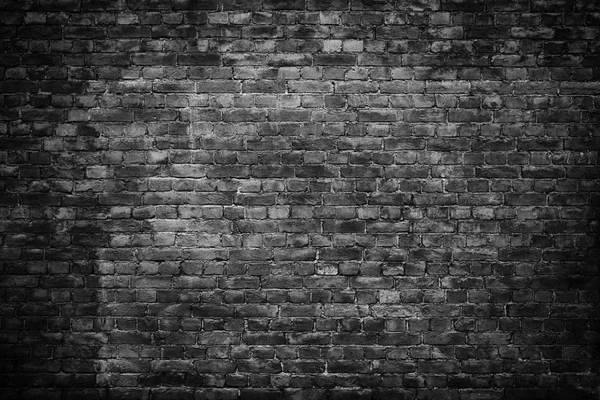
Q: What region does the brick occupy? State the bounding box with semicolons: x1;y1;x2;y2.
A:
499;247;542;261
132;53;177;65
307;0;349;9
263;0;304;9
376;26;420;39
108;25;151;37
173;0;217;9
427;80;470;93
507;304;549;317
449;109;493;122
328;361;370;373
196;81;241;93
267;54;312;67
178;53;221;65
314;54;357;66
0;80;38;93
358;110;398;122
381;81;425;93
475;166;520;178
336;81;378;93
274;249;317;261
384;138;426;150
154;81;196;93
319;248;362;260
269;110;311;122
288;81;333;93
192;305;235;317
242;26;284;38
404;109;446;122
505;194;547;206
358;53;403;66
511;27;555;39
242;81;286;93
537;110;580;123
500;221;543;234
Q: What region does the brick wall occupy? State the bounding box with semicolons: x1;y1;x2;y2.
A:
1;0;599;399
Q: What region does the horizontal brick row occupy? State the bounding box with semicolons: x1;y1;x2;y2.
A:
0;0;599;12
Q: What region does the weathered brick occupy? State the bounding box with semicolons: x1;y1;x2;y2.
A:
178;53;221;65
358;109;398;122
288;81;333;93
335;81;379;93
132;53;176;65
242;80;286;93
307;0;349;10
449;109;493;122
263;0;304;9
196;81;241;93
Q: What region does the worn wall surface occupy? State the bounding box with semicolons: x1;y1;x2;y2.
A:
1;0;599;399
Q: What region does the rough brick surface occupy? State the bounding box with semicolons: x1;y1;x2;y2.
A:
1;0;599;399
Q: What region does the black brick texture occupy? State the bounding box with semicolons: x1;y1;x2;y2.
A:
1;0;599;399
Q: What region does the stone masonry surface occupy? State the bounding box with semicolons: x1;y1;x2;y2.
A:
0;0;599;399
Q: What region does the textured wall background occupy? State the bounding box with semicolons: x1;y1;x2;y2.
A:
1;0;599;399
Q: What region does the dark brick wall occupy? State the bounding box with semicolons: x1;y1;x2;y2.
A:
1;0;599;399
